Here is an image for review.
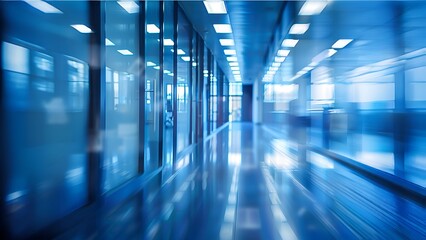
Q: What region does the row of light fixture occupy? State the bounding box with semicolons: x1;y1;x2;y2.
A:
262;0;353;83
203;0;241;82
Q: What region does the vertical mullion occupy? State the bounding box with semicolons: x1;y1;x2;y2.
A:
172;1;178;160
189;28;194;145
138;1;146;174
88;0;105;202
158;1;164;167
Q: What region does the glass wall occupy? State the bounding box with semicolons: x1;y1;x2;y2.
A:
103;0;140;192
144;0;161;172
1;1;90;236
176;9;191;153
229;83;242;121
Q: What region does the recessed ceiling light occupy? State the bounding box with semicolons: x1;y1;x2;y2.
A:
117;1;139;14
71;24;92;33
282;39;299;47
219;39;234;46
203;1;227;14
233;70;240;75
231;66;239;71
289;24;310;35
332;39;353;49
117;49;133;55
299;1;328;16
24;0;62;13
224;49;236;55
164;39;174;46
181;56;190;61
146;61;156;67
277;49;290;57
272;62;281;67
213;24;232;33
164;70;171;74
227;56;237;62
275;57;285;62
154;66;160;70
177;49;186;55
105;38;115;46
229;62;238;66
147;24;160;33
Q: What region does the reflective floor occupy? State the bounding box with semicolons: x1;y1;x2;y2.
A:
58;123;426;239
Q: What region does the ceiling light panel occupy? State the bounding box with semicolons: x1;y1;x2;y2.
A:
117;49;133;55
231;66;239;71
299;1;328;16
220;39;234;46
24;0;62;13
213;24;232;33
332;39;353;49
289;24;310;35
71;24;92;33
177;49;185;55
229;62;238;67
224;49;236;55
164;39;174;46
105;38;115;46
147;24;160;33
227;56;238;62
117;1;139;14
277;49;290;57
203;1;227;14
282;39;299;47
275;57;285;62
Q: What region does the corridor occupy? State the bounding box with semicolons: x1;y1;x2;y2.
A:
57;123;425;239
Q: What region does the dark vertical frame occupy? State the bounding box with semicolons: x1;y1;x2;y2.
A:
217;71;224;127
0;4;10;238
138;1;146;174
88;0;105;203
206;50;211;135
172;1;178;161
196;37;204;142
189;29;194;144
158;1;164;167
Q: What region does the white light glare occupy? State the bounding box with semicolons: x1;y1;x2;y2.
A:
71;24;93;33
332;39;353;49
213;24;232;33
220;39;234;46
105;38;115;46
227;56;238;62
117;1;139;14
233;70;240;75
24;0;62;13
312;49;337;63
203;1;227;14
275;57;286;62
277;49;290;57
181;56;191;62
272;62;281;67
164;39;174;46
231;66;239;71
224;49;236;55
117;49;133;55
229;62;238;67
282;39;299;47
177;49;186;55
147;24;160;33
146;61;156;67
289;24;310;35
299;1;328;16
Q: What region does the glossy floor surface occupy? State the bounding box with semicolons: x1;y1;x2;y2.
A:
59;123;426;239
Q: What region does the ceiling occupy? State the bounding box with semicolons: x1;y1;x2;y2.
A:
179;1;286;84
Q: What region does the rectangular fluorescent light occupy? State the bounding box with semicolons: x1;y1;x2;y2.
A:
299;1;327;16
147;24;160;33
272;62;281;67
277;49;290;57
229;62;238;66
312;49;337;63
224;49;236;55
231;66;239;71
117;49;133;55
203;1;227;14
275;57;285;62
233;70;240;75
71;24;92;33
146;61;156;67
282;39;299;47
177;49;185;55
24;0;62;13
219;39;234;46
168;73;174;77
181;56;190;61
105;38;115;46
213;24;232;33
269;67;279;71
164;70;171;74
153;66;160;70
164;39;174;46
117;1;139;14
227;56;237;62
289;24;310;35
332;39;353;49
